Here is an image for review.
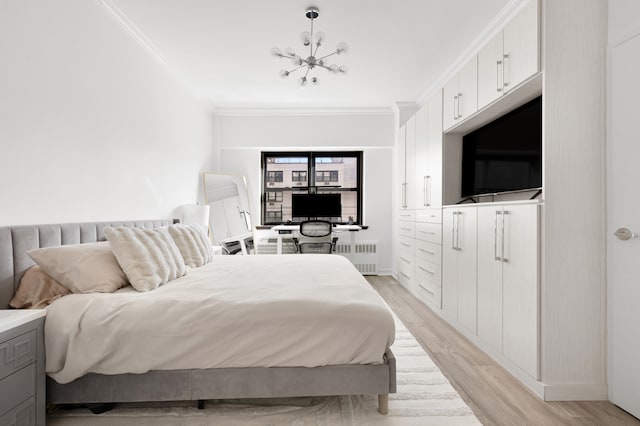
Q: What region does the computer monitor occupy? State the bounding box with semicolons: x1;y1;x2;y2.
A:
291;193;341;219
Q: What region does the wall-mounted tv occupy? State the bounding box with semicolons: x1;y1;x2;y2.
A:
291;193;342;219
461;96;542;198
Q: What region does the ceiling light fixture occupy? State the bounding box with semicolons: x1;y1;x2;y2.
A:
270;7;348;87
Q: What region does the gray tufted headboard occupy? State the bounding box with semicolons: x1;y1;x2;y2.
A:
0;219;175;309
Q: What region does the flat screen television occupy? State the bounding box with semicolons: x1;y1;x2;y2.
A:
461;96;542;198
291;193;342;219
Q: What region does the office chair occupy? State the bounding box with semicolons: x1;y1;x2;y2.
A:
293;220;338;254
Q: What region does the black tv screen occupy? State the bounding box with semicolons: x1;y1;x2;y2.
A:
461;96;542;197
292;193;342;218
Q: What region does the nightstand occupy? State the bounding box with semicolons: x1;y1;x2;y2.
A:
0;310;46;426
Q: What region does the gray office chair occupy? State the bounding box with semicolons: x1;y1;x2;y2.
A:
293;220;338;254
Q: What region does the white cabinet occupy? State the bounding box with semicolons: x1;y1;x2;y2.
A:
443;56;478;131
478;0;539;110
414;207;443;308
398;116;416;209
415;90;444;208
442;206;477;333
477;203;539;379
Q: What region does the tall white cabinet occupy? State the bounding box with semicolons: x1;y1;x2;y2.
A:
477;202;539;379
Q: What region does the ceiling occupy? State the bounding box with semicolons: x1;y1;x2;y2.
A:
108;0;513;109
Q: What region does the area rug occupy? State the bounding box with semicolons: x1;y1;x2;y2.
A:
47;313;480;425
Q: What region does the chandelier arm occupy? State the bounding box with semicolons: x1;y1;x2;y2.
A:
287;64;309;74
316;51;339;61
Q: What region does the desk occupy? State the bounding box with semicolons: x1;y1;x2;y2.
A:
270;224;363;255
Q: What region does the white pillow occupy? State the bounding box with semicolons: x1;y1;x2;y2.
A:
27;242;128;294
167;224;212;268
104;227;187;292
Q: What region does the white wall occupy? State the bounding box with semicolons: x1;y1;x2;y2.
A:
0;0;214;226
215;112;395;273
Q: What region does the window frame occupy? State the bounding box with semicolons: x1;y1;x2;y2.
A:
261;151;363;225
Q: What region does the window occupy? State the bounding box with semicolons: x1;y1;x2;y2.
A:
261;151;363;225
267;191;283;202
267;171;283;183
292;171;307;182
316;170;339;183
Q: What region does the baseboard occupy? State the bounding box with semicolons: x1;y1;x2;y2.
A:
377;269;394;276
542;383;609;401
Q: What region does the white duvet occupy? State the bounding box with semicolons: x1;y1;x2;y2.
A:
45;254;395;384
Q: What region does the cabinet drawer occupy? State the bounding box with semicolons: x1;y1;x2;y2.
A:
0;330;36;381
397;254;414;287
415;222;441;244
415;258;442;284
0;364;35;416
398;235;416;252
415;240;442;265
415;278;442;308
0;397;34;426
398;221;416;238
415;208;442;224
398;210;415;221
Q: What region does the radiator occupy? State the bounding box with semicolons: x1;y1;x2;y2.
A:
336;240;379;275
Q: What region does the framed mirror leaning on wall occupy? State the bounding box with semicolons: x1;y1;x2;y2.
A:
203;172;254;254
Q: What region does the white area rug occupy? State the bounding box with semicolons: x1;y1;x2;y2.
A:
47;314;480;425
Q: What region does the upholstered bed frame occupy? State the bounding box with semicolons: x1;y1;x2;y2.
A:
0;220;396;414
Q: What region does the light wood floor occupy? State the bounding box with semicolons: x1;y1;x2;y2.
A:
367;275;640;426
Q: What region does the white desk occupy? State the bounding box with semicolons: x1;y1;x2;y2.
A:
270;224;362;255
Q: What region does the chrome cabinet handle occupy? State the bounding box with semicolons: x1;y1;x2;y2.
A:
418;284;434;295
426;176;431;206
457;93;462;119
423;176;428;206
494;211;502;261
400;256;411;264
503;54;509;89
453;95;458;121
455;211;462;251
419;266;435;275
502;211;509;263
419;248;436;255
400;272;410;279
400;242;411;247
400;227;412;231
496;60;503;92
451;211;457;250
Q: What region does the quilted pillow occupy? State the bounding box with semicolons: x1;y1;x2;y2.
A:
10;266;71;309
27;242;128;293
104;226;187;292
167;224;212;268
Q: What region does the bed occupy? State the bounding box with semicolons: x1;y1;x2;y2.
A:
0;220;396;415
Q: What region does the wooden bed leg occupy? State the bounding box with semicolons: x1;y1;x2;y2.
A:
378;394;389;415
197;399;205;410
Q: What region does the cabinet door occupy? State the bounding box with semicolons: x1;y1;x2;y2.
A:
477;206;504;352
477;31;504;109
456;207;478;335
443;75;459;131
458;56;478;121
502;204;539;379
442;208;458;321
405;116;417;209
503;0;539;92
414;105;429;208
397;124;407;209
426;90;443;207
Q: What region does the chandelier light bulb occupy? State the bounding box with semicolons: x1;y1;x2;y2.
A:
270;7;348;86
300;31;311;46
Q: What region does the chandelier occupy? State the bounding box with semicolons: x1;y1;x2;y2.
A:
270;7;348;86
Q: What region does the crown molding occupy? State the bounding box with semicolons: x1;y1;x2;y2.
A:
416;0;529;106
213;106;394;117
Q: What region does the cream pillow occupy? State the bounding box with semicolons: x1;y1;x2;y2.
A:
167;224;212;268
27;242;128;293
10;265;71;309
104;226;187;292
